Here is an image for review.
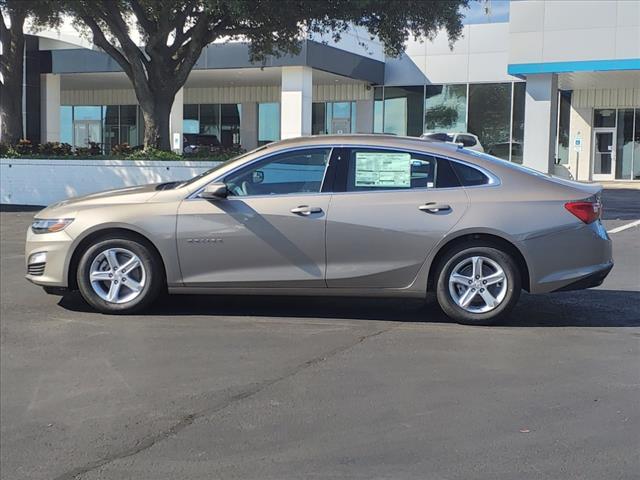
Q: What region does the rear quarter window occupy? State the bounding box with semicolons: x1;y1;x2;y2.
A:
451;162;490;186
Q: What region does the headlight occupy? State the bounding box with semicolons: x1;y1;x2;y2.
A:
31;218;74;234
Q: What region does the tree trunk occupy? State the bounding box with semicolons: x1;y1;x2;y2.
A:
139;93;174;151
0;18;25;144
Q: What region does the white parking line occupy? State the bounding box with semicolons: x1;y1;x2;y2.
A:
607;220;640;234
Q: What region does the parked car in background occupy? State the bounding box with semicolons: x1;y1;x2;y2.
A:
25;135;612;325
421;132;484;152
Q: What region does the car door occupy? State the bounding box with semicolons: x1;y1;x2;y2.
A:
176;147;335;287
326;147;469;288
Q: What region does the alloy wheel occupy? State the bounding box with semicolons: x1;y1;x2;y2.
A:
89;247;146;304
448;255;507;314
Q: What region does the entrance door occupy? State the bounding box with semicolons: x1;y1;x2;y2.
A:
592;128;616;181
74;120;102;149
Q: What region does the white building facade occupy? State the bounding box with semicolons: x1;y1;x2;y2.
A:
10;0;640;181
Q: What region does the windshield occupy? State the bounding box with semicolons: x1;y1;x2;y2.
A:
180;146;267;188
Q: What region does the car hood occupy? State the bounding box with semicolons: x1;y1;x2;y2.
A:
36;184;161;218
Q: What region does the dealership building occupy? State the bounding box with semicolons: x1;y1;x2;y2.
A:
11;0;640;181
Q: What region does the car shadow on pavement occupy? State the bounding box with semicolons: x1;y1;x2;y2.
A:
58;289;640;327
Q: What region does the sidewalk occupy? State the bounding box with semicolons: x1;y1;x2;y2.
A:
598;181;640;190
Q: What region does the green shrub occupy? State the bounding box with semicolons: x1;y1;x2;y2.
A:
0;142;19;158
125;147;181;161
75;147;91;157
88;141;102;155
15;139;34;155
54;143;73;156
111;143;133;156
39;142;73;156
183;144;246;161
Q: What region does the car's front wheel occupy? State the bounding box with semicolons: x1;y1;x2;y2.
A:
77;236;163;314
436;244;521;325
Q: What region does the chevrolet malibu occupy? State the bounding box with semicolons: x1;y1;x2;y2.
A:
25;135;613;324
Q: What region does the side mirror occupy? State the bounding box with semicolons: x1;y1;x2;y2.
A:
199;182;228;200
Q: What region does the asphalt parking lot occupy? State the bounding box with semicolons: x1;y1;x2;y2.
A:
1;189;639;480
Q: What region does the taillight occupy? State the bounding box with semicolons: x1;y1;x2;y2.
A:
565;201;601;224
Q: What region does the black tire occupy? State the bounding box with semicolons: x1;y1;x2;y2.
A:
435;244;521;325
76;235;164;314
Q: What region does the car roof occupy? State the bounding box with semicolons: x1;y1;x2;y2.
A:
262;134;459;156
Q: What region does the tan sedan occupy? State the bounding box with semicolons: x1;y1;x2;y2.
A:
25;135;612;324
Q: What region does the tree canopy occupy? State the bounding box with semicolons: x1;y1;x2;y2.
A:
4;0;470;150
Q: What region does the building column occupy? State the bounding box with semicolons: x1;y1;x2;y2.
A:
240;102;258;150
169;87;184;153
567;105;593;182
40;74;60;142
522;73;559;174
280;66;312;139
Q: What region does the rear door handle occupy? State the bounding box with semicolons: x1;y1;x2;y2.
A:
291;205;323;216
418;203;451;213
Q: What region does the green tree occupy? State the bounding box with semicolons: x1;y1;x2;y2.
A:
63;0;469;150
0;0;60;144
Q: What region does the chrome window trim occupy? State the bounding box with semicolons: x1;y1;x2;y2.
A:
187;143;500;200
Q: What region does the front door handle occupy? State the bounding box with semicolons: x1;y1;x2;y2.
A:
419;203;451;213
291;205;323;216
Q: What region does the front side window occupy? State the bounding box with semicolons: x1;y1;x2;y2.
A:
225;148;331;197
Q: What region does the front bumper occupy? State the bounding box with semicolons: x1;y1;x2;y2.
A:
24;227;74;287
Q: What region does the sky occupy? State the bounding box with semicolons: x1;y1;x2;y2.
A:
462;0;510;24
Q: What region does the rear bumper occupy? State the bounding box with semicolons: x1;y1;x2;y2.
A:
523;220;613;294
552;262;613;292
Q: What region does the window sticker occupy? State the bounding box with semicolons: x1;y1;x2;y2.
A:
355;152;411;188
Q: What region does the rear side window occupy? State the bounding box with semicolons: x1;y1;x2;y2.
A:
451;161;490;186
344;149;435;191
337;148;462;191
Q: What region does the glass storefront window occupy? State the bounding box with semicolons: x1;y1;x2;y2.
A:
382;86;424;137
200;104;220;140
103;106;119;152
258;102;280;145
72;106;103;149
468;83;512;160
325;101;356;134
119;105;138;147
594;109;616;128
424;84;467;133
616;109;635;180
312;103;326;135
59;105;142;153
183;104;199;134
220;104;241;147
60;106;73;145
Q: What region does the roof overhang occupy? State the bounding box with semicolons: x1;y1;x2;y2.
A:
45;40;385;85
507;58;640;78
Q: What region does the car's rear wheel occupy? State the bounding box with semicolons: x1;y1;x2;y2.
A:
435;244;521;325
77;236;163;314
